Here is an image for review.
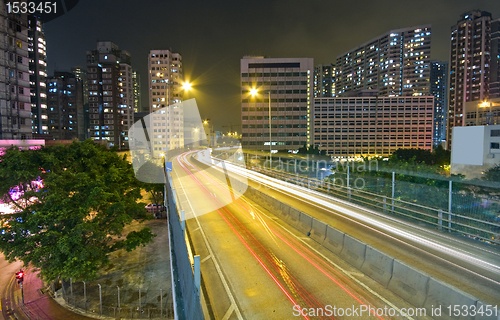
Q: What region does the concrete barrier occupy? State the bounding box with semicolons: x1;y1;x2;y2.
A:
309;218;327;244
340;235;366;269
272;198;282;213
360;246;394;288
286;208;300;228
423;277;478;320
323;226;345;254
296;213;313;236
388;260;429;307
279;202;290;220
474;301;500;320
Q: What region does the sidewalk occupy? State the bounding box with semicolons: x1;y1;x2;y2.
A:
9;219;172;320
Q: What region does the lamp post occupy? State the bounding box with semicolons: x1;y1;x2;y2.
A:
250;88;272;169
203;119;213;147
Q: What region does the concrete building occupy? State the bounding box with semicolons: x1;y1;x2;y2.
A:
71;66;89;138
313;94;434;158
490;19;500;99
314;64;335;97
28;15;48;137
464;98;500;126
448;11;494;148
119;60;134;138
240;56;314;152
132;71;142;112
86;41;134;149
47;71;84;141
148;49;184;155
335;25;431;97
451;125;500;178
430;61;448;147
0;9;32;139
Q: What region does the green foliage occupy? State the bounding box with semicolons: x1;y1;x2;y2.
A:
0;140;156;282
389;146;450;166
483;164;500;182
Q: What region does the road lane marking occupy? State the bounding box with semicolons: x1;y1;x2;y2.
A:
173;163;244;320
201;255;212;263
240;196;415;320
221;303;235;320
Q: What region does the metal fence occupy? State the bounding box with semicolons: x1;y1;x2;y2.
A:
226;153;500;244
57;279;174;319
166;171;203;320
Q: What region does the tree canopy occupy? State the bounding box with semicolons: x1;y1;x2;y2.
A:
0;140;155;282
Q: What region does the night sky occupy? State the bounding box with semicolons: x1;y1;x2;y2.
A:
44;0;500;132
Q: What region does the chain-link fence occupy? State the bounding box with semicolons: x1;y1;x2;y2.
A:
56;280;174;319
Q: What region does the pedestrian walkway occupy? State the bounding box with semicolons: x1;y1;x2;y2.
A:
8;219;172;320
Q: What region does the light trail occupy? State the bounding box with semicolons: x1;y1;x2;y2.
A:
197;154;500;281
177;151;393;320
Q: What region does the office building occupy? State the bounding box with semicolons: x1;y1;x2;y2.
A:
430;61;448;147
47;71;84;140
0;9;32;139
28;15;48;137
87;41;134;149
448;11;493;148
314;64;335;97
313;94;434;158
335;25;431;97
241;56;314;152
148;49;184;154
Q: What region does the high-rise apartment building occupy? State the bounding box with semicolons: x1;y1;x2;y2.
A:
0;8;32;139
119;58;134;137
448;11;493;148
241;56;314;152
314;64;335;97
430;61;448;147
47;71;84;141
87;41;134;149
71;66;89;139
490;19;500;99
335;25;431;97
132;71;142;112
148;49;184;154
28;15;48;137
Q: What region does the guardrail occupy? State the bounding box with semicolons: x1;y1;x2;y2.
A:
245;185;500;320
249;165;500;245
165;169;204;320
211;150;500;245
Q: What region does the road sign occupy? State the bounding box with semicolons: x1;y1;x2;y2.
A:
165;162;173;172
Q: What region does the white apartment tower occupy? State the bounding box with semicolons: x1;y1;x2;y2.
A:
148;49;184;155
335;25;431;97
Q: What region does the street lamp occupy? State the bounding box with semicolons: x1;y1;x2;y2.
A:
203;119;213;147
250;88;272;169
477;100;499;126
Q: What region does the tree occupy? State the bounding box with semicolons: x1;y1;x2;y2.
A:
483;164;500;182
0;140;156;282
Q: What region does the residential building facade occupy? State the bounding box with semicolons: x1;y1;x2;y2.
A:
314;64;335;97
430;61;448;147
28;15;48;137
0;8;32;139
47;71;84;141
335;25;431;97
86;41;134;149
148;49;184;154
241;56;314;152
448;11;493;148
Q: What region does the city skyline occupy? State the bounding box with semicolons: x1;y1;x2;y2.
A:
43;0;500;131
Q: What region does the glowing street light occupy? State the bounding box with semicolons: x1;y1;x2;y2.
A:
249;88;272;168
182;81;192;91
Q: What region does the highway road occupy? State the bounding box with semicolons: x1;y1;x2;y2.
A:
172;151;432;320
